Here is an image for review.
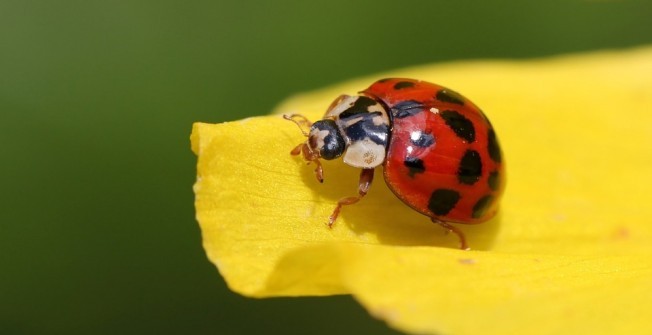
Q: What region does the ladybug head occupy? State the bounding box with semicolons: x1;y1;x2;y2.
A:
308;119;346;160
284;114;346;183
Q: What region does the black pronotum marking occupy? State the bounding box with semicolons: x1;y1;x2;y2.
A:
404;157;425;177
488;171;500;191
410;131;435;148
440;110;475;142
339;96;378;119
458;150;482;185
394;81;415;90
487;128;502;163
436;89;465;105
428;189;461;216
391;100;424;119
472;195;494;219
342;112;389;146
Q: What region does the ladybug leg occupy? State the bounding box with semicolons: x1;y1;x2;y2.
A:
328;168;374;227
309;159;323;183
431;218;469;250
290;142;304;155
290;142;324;183
300;143;323;183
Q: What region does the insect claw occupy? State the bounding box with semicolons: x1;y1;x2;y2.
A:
314;160;324;183
327;216;335;228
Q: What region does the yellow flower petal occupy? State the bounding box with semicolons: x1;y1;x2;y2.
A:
192;47;652;335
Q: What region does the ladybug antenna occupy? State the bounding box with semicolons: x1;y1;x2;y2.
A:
283;114;312;137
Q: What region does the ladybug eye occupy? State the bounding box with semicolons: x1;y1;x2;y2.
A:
309;120;346;160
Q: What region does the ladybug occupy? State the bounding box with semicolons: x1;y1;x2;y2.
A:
284;78;504;249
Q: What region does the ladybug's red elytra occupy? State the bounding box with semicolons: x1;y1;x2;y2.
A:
285;78;505;250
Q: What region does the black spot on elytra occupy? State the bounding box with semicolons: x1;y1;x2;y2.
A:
472;195;494;219
458;150;482;185
440;110;475;142
436;89;465;105
394;81;415;90
488;171;500;191
428;189;461;216
487;128;502;163
339;96;378;119
392;100;423;118
410;131;435;148
404;157;425;177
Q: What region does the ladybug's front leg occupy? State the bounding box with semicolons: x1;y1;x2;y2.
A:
290;142;324;183
328;168;374;227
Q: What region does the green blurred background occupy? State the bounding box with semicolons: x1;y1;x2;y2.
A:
1;1;651;334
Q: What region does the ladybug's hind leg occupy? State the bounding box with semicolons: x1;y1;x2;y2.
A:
431;218;469;250
328;168;374;227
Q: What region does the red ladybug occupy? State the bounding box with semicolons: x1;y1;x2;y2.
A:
285;78;504;249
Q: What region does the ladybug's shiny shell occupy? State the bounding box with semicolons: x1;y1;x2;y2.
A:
285;78;505;248
364;78;504;224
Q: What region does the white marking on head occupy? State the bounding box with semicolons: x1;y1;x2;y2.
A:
311;129;330;151
430;107;440;114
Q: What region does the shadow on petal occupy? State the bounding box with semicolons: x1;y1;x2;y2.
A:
293;156;501;250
